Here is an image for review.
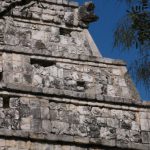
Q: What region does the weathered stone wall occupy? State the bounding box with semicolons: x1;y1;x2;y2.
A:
1;52;139;102
0;19;94;59
0;0;149;150
0;94;149;149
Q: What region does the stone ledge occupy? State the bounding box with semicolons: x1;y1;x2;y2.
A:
0;47;126;66
1;83;150;109
31;55;126;66
0;90;147;111
3;83;142;105
0;129;149;150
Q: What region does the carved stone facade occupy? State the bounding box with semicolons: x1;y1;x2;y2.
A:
0;0;149;150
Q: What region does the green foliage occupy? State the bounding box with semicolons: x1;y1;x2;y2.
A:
114;0;150;91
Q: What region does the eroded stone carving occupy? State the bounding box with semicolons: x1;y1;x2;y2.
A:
0;0;98;28
78;2;99;27
0;96;148;148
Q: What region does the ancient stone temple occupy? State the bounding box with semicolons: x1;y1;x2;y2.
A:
0;0;149;149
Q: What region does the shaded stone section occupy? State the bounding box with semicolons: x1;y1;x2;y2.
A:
0;95;149;150
0;0;97;28
1;53;140;102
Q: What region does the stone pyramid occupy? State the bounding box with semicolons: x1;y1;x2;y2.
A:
0;0;149;150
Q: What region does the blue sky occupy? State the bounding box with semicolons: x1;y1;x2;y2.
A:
77;0;149;100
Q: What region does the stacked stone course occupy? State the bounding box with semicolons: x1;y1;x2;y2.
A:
0;0;149;150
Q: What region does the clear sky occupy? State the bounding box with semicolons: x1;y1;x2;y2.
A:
77;0;150;100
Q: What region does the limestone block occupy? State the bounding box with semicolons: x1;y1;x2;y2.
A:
20;97;29;105
40;99;49;107
32;31;45;41
63;0;68;5
62;145;71;150
120;119;132;130
0;110;5;118
31;119;42;132
42;14;54;22
130;142;150;150
58;110;69;122
118;78;127;86
121;87;130;98
141;132;150;144
140;119;150;131
12;54;22;62
43;9;56;15
100;127;116;140
5;34;20;46
49;102;58;110
71;72;79;81
111;109;123;120
42;120;51;132
3;61;13;71
0;98;3;108
77;124;88;137
68;112;80;124
130;130;141;143
97;117;107;127
131;121;140;131
139;111;148;119
9;98;20;108
20;117;31;130
50;66;58;77
101;108;111;118
41;107;50;119
107;118;119;128
54;145;62;150
116;129;130;143
50;110;59;120
51;121;69;134
81;73;93;82
0;139;5;147
50;26;59;36
54;16;61;24
96;84;105;95
12;60;23;72
18;141;31;149
57;0;63;4
88;123;100;138
23;74;32;84
77;106;91;115
31;107;41;119
107;85;116;96
14;110;19;120
30;99;40;107
85;88;96;99
6;139;17;147
13;73;23;83
91;107;101;117
123;111;136;120
32;13;40;20
20;104;30;118
112;69;122;76
57;68;63;79
147;113;150;119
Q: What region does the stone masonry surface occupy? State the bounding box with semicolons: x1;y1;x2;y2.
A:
0;0;149;150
